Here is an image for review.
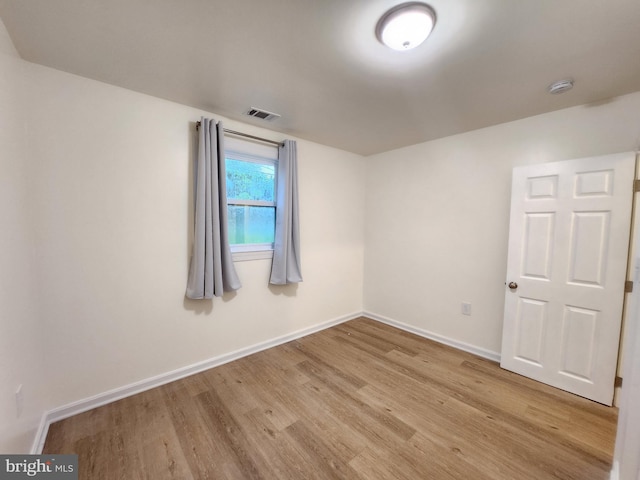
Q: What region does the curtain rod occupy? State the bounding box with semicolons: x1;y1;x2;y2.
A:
195;121;283;147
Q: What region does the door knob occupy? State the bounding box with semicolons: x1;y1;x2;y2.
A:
508;282;518;290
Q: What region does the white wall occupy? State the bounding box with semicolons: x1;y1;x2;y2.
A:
364;92;640;355
0;45;364;451
0;20;48;453
0;16;17;57
24;61;365;410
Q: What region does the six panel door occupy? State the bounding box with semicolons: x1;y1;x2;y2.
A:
500;152;635;405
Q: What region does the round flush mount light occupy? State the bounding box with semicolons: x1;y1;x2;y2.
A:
376;2;437;51
548;79;574;94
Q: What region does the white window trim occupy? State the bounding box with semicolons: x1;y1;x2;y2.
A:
231;243;275;262
225;136;278;261
228;199;275;207
225;136;278;160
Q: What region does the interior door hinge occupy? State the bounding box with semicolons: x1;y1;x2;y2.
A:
625;280;633;293
615;376;623;388
634;179;640;193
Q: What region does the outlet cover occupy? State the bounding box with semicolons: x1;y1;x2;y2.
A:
15;384;23;418
461;302;472;316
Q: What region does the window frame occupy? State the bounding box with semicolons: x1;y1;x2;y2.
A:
224;136;278;262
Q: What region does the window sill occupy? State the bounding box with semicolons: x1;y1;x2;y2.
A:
231;247;274;262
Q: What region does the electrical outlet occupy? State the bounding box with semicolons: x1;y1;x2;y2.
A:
461;302;472;316
15;384;23;418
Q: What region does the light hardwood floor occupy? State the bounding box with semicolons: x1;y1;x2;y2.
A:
44;317;617;479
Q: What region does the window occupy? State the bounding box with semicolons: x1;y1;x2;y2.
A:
225;137;278;260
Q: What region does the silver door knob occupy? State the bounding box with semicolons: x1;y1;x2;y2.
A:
508;282;518;290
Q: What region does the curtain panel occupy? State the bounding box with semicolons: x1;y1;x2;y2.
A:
186;118;241;299
270;140;303;285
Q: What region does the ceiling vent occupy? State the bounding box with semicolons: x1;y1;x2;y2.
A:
245;107;281;121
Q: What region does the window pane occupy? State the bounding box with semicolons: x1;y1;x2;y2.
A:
227;206;275;245
226;158;275;202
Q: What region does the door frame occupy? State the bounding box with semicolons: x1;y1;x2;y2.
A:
611;153;640;480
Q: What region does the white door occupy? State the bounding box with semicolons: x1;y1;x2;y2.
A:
500;152;635;405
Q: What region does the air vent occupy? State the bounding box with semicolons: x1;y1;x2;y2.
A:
245;107;281;121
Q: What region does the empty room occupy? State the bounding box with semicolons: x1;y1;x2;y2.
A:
2;0;640;479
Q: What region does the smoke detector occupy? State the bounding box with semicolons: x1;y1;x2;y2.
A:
245;107;281;121
547;79;574;94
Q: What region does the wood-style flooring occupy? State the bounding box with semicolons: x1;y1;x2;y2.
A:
43;317;618;479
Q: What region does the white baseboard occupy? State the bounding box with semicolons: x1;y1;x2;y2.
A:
364;311;501;363
609;460;619;480
31;311;361;454
32;311;500;454
31;414;50;455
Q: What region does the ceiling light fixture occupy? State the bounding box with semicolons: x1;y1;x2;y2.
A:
376;2;436;51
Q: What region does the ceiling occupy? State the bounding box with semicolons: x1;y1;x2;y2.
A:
1;0;640;156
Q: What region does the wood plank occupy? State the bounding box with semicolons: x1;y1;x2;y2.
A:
43;317;617;479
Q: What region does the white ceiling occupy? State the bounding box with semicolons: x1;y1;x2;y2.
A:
1;0;640;155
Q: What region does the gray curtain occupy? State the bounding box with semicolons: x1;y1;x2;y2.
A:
270;140;303;284
186;118;241;299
